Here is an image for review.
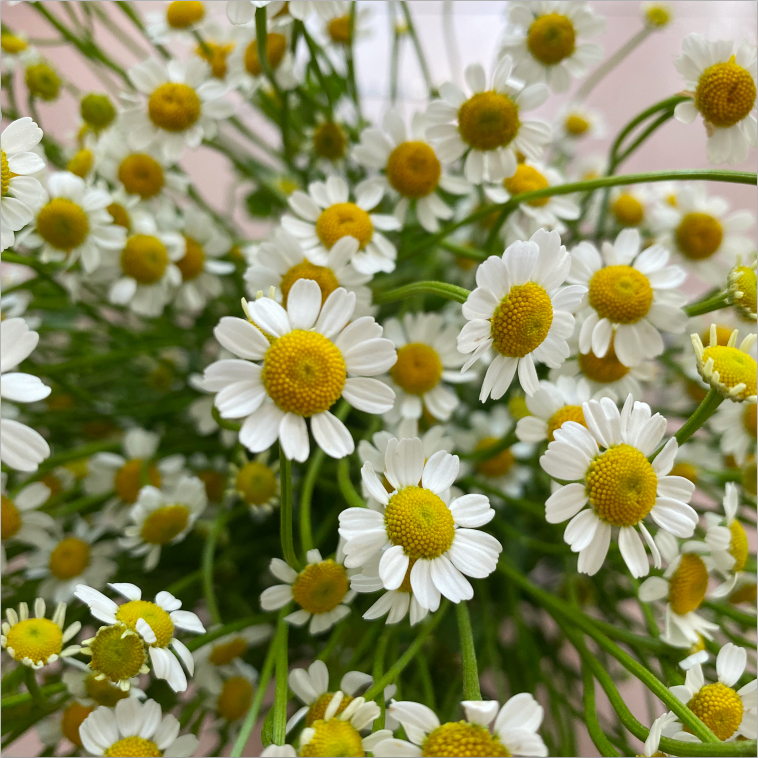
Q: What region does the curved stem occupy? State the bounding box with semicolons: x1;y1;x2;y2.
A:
372;629;392;730
201;515;223;626
337;457;366;509
279;445;299;569
373;281;470;305
23;669;49;709
300;448;325;555
456;601;481;700
685;290;731;317
400;1;435;96
582;664;621;757
272;621;289;745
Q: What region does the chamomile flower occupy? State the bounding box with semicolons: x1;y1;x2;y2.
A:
230;450;281;515
728;255;757;321
457;229;586;400
203;279;397;462
2;598;80;669
1;31;33;74
692;325;757;402
75;582;205;693
190;21;240;83
62;660;145;706
281;176;402;275
203;662;260;727
425;58;550;184
339;437;502;610
499;1;605;93
608;186;655;229
1;474;54;566
260;549;355;634
643;3;674;28
711;399;756;465
555;105;605;149
674;34;757;165
705;483;751;597
540;396;698;577
226;0;314;25
146;1;209;44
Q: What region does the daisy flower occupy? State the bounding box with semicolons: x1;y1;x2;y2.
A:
554;105;605;149
1;317;51;473
540;395;698;577
121;57;235;163
705;483;751;597
728;254;757;322
425;58;550;185
230;450;281;515
674;34;757;165
226;0;314;25
146;0;210;44
353;109;472;233
642;3;674;29
203;279;397;462
1;474;54;566
1;117;45;251
711;399;756;466
339;437;502;610
303;115;351;171
75;582;205;693
569;229;688;367
374;693;548;757
457;228;586;400
260;548;355;634
1;31;33;74
499;1;605;93
2;598;80;669
121;475;207;571
281;176;402;275
608;185;655;229
62;660;145;706
205;661;259;726
80;698;199;757
692;325;757;402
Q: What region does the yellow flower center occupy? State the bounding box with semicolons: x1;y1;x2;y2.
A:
118;154;165;199
458;91;520;151
695;57;756;128
702;345;757;399
262;330;346;416
67;149;93;179
670;462;698;483
116;600;174;647
741;458;756;496
611;194;645;227
300;718;364;757
744;403;757;438
61;702;94;748
104;737;162;757
730;581;757;604
565;114;590;136
89;625;147;683
291;560;349;615
669;553;709;615
586;444;658;527
107;203;131;231
114;459;162;504
5;618;63;665
85;673;130;706
503;164;550;206
547;404;587;442
244;33;287;76
1;495;21;540
25;63;61;101
306;693;354;725
645;5;671;27
121;235;169;285
729;519;749;572
328;16;352;45
703;325;736;347
49;537;90;580
40;473;63;502
316;203;373;250
490;282;553;358
589;265;654;324
577;342;630;384
386;141;441;199
1;150;9;196
313;122;347;160
281;261;339;307
474;437;515;478
209;636;247;666
175;236;205;281
687;682;744;741
1;33;27;54
676;212;723;260
198;469;226;503
385;486;455;560
527;13;576;65
390;343;443;395
733;266;757;318
80;93;116;130
148;83;201;132
166;1;204;29
422;722;511;757
197;40;235;79
140;504;190;545
236;461;277;506
37;198;90;251
218;676;253;722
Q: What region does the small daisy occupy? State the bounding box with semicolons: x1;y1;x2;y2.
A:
339;437;502;610
705;483;751;597
227;0;314;25
281;176;402;275
540;395;698;577
62;660;146;706
554;105;605;149
457;228;586;399
75;582;205;693
728;254;757;322
2;598;80;669
1;117;46;251
230;451;280;515
260;548;355;635
425;58;550;184
203;279;397;462
303;115;351;170
642;2;674;29
146;0;210;44
674;34;757;165
205;662;260;727
692;325;757;402
608;185;655;229
1;474;54;566
499;1;605;93
711;399;756;466
1;31;33;74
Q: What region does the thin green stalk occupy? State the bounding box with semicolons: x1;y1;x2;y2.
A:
298;22;334;116
345;2;362;120
2;681;64;710
202;514;224;626
255;7;290;158
702;600;757;627
272;622;289;745
23;669;47;709
300;448;325;555
389;4;400;104
279;445;299;569
337;457;365;509
373;281;470;305
456;601;481;700
439;240;488;262
460;430;517;461
685;290;731;317
582;664;621;757
615;110;676;165
186;615;271;652
651;388;724;458
372;630;391;730
400;1;435;96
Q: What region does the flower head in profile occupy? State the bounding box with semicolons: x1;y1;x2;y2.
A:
728;254;757;321
1;474;55;566
692;325;757;402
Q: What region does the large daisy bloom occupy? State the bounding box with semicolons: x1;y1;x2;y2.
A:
281;176;402;275
1;317;51;473
80;698;198;758
569;229;688;367
705;483;751;597
121;57;235;163
499;1;605;93
692;325;757;402
202;279;397;462
374;694;548;757
1;117;45;251
457;229;586;400
540;396;698;577
74;582;205;692
674;35;757;165
1;474;54;567
425;58;550;185
339;437;502;610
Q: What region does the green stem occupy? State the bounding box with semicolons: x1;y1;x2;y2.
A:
439;240;488;262
300;448;325;555
2;680;64;710
337;457;365;509
272;621;289;745
456;601;481;700
582;664;621;757
279;444;299;569
23;669;47;709
372;630;391;730
202;515;224;626
702;600;757;627
400;1;435;96
211;406;242;432
460;430;517;461
185;615;271;652
373;281;470;305
685;290;731;317
651;388;724;458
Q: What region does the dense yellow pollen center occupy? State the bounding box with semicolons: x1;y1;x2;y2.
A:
676;212;723;260
589;265;654;324
104;736;162;757
474;436;515;477
670;462;698;483
114;459;162;504
197;40;235;79
300;718;364;757
386;141;441;198
669;553;709;615
85;673;130;706
328;16;352;44
5;618;63;664
503;164;550;206
25;63;61;101
490;282;553;358
37;198;90;251
704;325;735;347
316;203;373;250
166;1;204;28
218;676;254;722
390;343;443;395
209;636;247;665
687;682;744;741
140;504;190;545
422;722;511;757
116;600;174;647
586;444;657;526
729;519;749;572
578;342;630;384
291;560;349;615
67;149;93;178
1;33;27;54
734;266;757;317
565;114;590;135
236;461;277;506
527;13;576;65
2;495;21;540
176;236;205;281
108;203;131;231
281;261;339;307
385;486;455;560
702;345;757;399
119;154;165;199
646;5;671;27
49;537;90;579
1;151;11;196
744;403;757;438
61;702;94;748
245;33;287;76
89;625;147;682
80;93;116;130
611;194;645;226
313;122;347;160
458;91;520;151
148;83;200;132
547;404;587;441
121;235;169;285
306;693;354;726
695;58;756;128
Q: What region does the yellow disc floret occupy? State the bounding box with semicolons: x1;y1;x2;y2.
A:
5;618;63;665
49;537;90;580
586;444;658;526
391;343;443;395
114;459;162;504
422;721;511;757
166;1;204;29
121;235;169;285
503;164;550;206
744;403;757;438
2;495;21;540
474;437;515;478
300;718;364;757
328;16;352;45
589;265;654;324
565;114;590;136
88;625;147;683
61;702;94;748
217;676;254;722
458;92;520;151
140;505;190;545
316;203;373;250
313;122;347;160
670;462;698;483
611;194;645;227
116;600;174;647
668;553;708;615
292;560;349;615
702;345;757;399
732;265;757;319
645;4;672;27
306;693;354;726
236;461;277;506
729;519;749;572
176;236;205;281
80;93;116;130
676;213;723;260
148;83;201;132
108;203;131;231
385;486;455;560
695;57;756;128
118;154;165;199
209;636;247;666
37;198;90;251
104;736;162;757
244;33;287;76
25;63;61;101
197;40;235;79
1;33;27;54
687;682;744;741
67;149;93;178
578;342;630;384
280;262;339;306
547;405;587;442
386;142;441;199
527;13;576;65
490;282;553;358
85;673;130;706
1;151;10;196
